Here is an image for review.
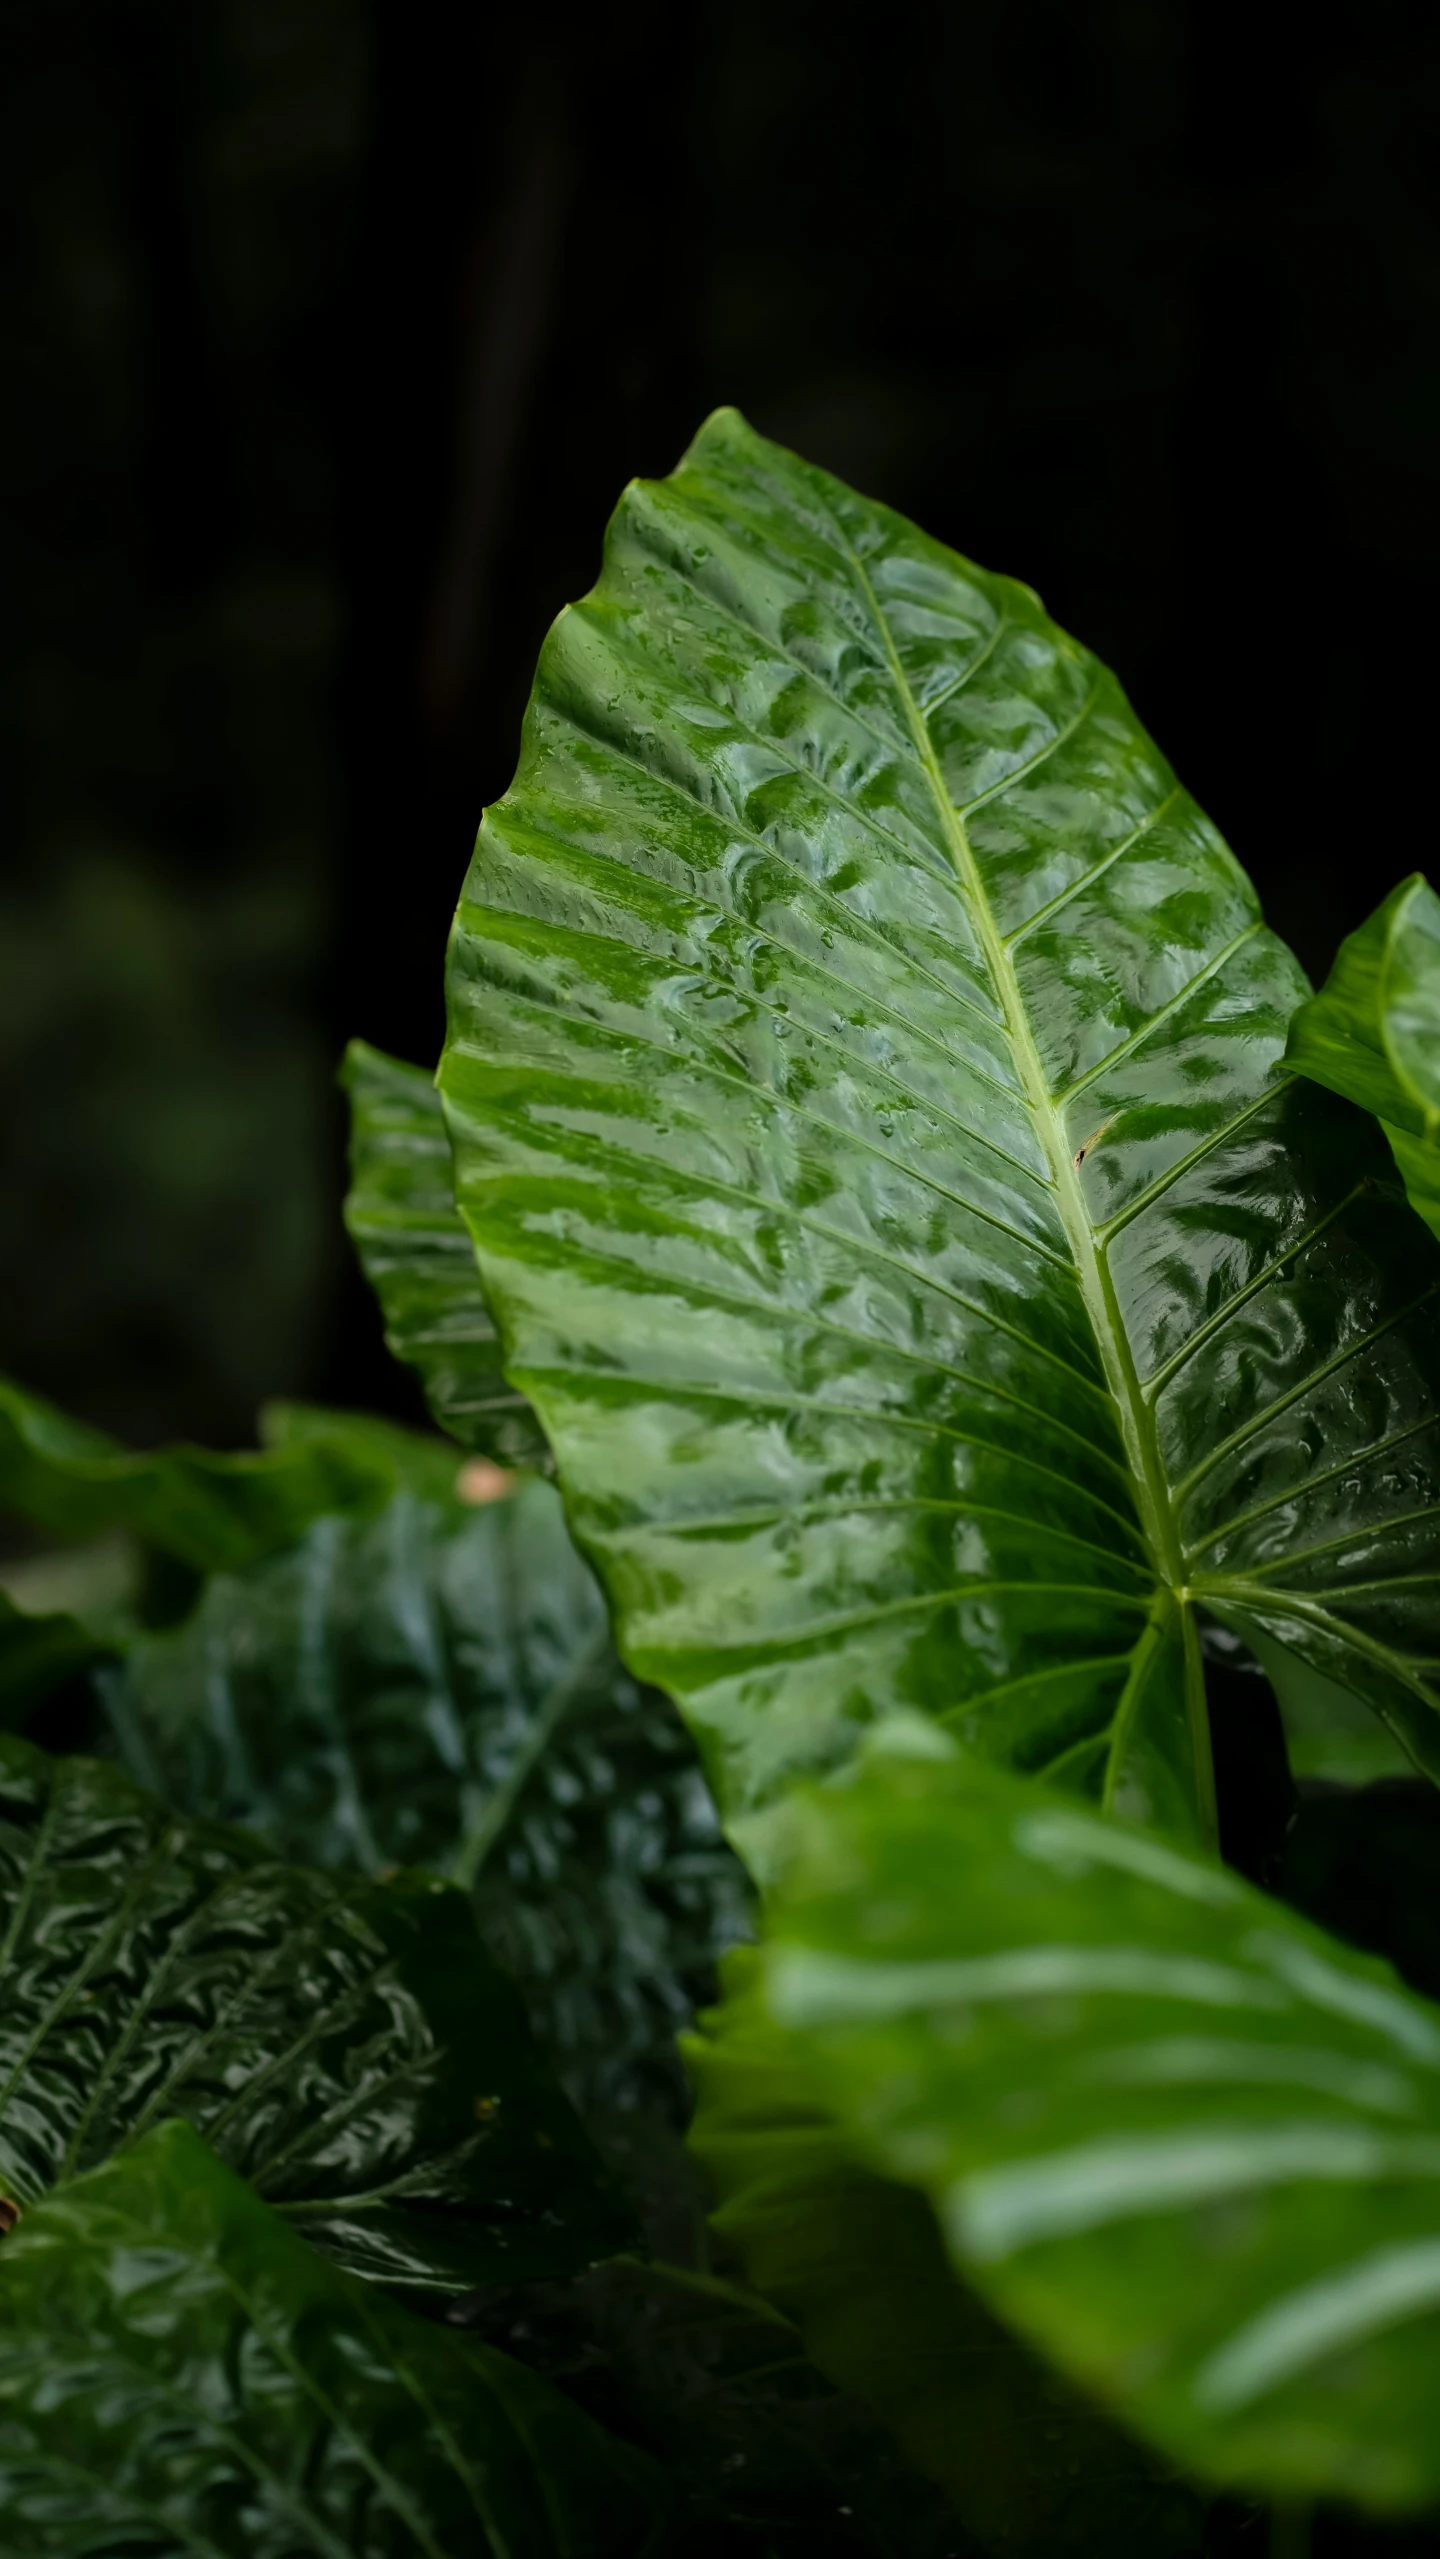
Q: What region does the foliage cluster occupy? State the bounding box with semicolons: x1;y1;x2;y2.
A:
4;413;1440;2554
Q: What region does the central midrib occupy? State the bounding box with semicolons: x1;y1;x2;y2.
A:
838;536;1216;1830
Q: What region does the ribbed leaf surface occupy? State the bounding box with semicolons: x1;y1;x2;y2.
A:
0;2120;665;2557
440;408;1440;1841
343;1039;548;1465
719;1739;1440;2511
106;1478;751;2120
0;1734;626;2290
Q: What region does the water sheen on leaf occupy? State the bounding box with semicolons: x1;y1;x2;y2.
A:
439;405;1440;1841
731;1741;1440;2512
343;1038;549;1466
105;1475;753;2120
0;2119;666;2558
0;1732;628;2291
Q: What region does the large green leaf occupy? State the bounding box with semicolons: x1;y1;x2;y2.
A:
686;1946;1201;2557
0;1373;430;1571
717;1733;1440;2512
1287;871;1440;1244
343;1038;549;1466
439;406;1440;1846
0;1731;627;2290
105;1475;752;2121
0;2117;666;2557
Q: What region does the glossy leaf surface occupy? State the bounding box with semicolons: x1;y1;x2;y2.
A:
686;1949;1200;2557
440;406;1440;1843
0;1372;415;1570
0;2118;665;2557
107;1476;752;2120
0;1732;626;2290
733;1738;1440;2510
343;1038;547;1465
1287;872;1440;1243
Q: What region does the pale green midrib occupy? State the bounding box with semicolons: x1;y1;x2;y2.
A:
838;550;1173;1573
835;529;1216;1834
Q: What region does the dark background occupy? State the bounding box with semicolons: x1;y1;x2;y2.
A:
5;0;1438;1450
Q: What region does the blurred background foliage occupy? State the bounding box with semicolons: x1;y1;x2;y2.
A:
5;0;1440;1446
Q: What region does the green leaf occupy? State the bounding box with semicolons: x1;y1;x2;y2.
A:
0;1730;628;2291
438;405;1440;1846
0;1373;428;1571
726;1736;1440;2512
1286;871;1440;1243
0;1589;107;1721
106;1475;753;2122
259;1395;481;1510
0;2117;666;2557
685;1947;1201;2557
344;1038;549;1466
464;2251;989;2559
1239;1623;1413;1789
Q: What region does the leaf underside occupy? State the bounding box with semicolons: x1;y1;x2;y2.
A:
106;1477;753;2122
0;1732;626;2290
439;406;1440;1848
0;2120;665;2559
1287;870;1440;1248
343;1039;549;1467
730;1743;1440;2513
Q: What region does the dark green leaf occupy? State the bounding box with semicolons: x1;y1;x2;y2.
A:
726;1733;1440;2511
344;1038;549;1466
0;1731;628;2290
0;1589;106;1721
0;1372;428;1571
0;2117;666;2557
685;1946;1200;2557
106;1476;753;2121
438;406;1440;1845
464;2251;984;2559
1286;872;1440;1244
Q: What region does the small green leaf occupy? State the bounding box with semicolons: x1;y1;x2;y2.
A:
730;1739;1440;2512
344;1039;549;1466
106;1476;752;2120
0;2118;667;2557
0;1372;423;1571
0;1732;628;2290
0;1589;106;1722
1286;872;1440;1243
439;405;1440;1843
686;1949;1200;2557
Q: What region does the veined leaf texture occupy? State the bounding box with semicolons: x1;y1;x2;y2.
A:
439;406;1440;1849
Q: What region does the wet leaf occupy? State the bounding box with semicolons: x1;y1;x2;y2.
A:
0;2118;666;2557
0;1731;628;2291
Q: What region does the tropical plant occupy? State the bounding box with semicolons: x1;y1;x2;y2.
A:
3;410;1440;2553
